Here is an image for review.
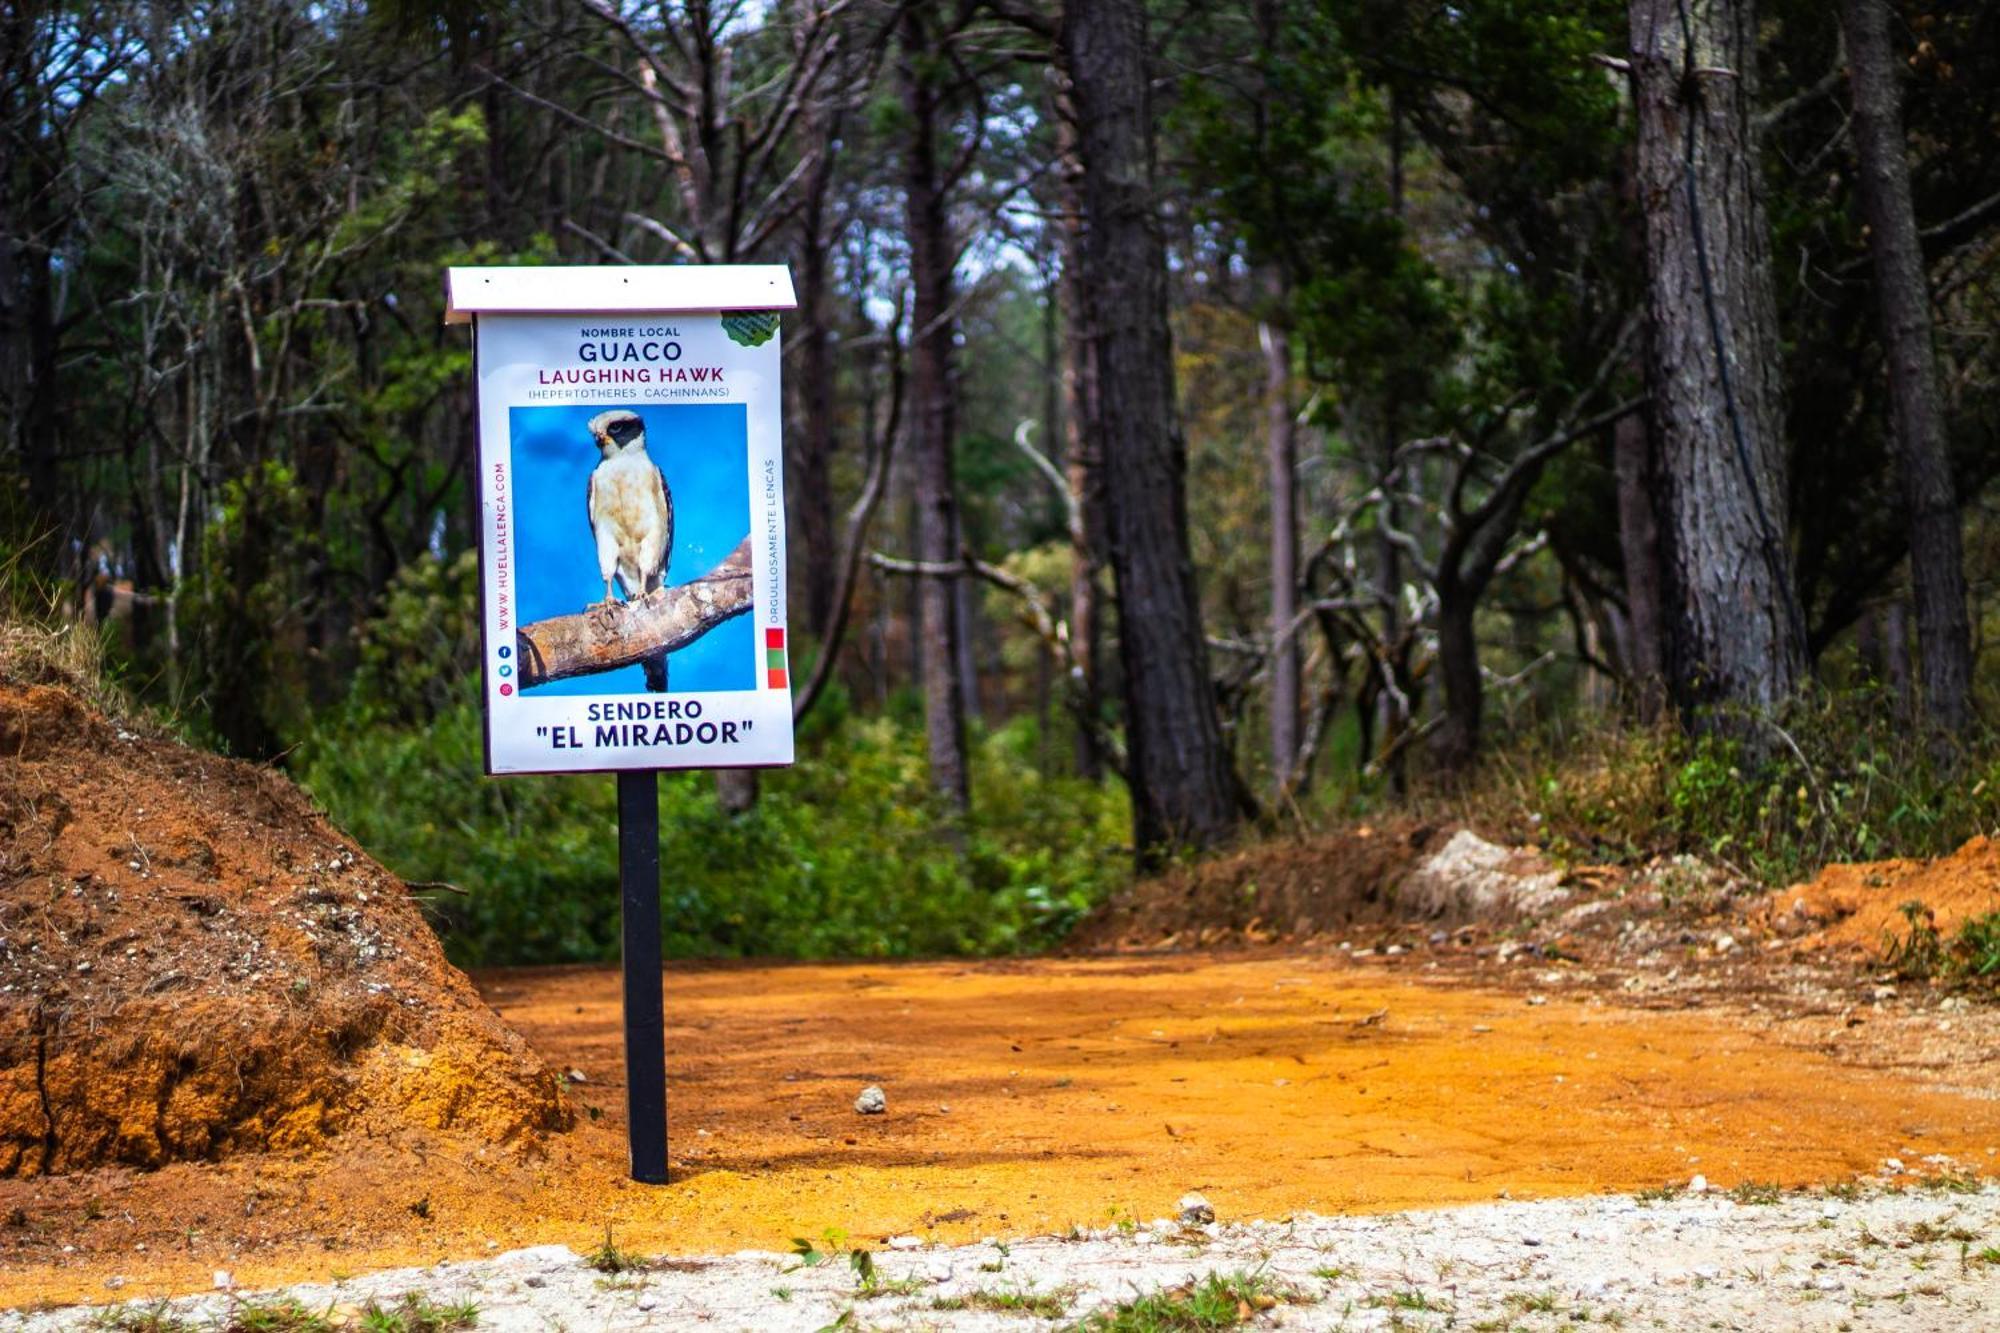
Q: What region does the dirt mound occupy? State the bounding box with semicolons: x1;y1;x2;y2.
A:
0;677;571;1177
1066;822;1441;951
1773;835;2000;955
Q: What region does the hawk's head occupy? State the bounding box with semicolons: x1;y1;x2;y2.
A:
587;409;646;458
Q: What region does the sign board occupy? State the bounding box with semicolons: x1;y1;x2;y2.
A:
447;265;798;775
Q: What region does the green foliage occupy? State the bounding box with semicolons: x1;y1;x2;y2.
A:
931;1285;1073;1317
183;460;315;760
789;1227;846;1269
217;1299;336;1333
1956;913;2000;980
1883;904;2000;989
348;551;482;728
1480;689;2000;886
1883;901;1947;981
358;1294;479;1333
1072;1271;1293;1331
301;640;1129;964
1726;1181;1786;1206
586;1225;646;1274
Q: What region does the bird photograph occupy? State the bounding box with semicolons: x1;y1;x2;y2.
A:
510;400;757;697
585;408;674;691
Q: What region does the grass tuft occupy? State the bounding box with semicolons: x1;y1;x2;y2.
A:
1072;1271;1300;1331
218;1298;337;1333
931;1285;1075;1317
585;1224;646;1274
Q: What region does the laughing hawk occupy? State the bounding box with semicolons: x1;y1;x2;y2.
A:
586;409;672;691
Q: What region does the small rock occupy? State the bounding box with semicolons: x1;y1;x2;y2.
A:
1526;994;1548;1006
566;1068;588;1083
887;1235;923;1250
855;1085;887;1115
524;1276;547;1289
104;1276;126;1290
636;1293;658;1311
213;1270;234;1291
1882;1157;1905;1175
1688;1174;1708;1193
1713;934;1735;953
1178;1192;1215;1224
1522;1235;1543;1247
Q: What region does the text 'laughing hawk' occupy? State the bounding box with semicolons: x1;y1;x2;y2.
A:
586;409;673;691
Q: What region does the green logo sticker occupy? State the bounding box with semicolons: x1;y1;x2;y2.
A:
722;311;780;347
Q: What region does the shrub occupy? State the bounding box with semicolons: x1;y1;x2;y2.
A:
1449;686;2000;886
298;692;1129;966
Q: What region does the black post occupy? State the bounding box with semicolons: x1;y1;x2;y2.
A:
617;769;667;1183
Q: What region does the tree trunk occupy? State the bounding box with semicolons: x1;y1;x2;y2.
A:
955;544;982;723
1613;407;1667;721
1431;581;1482;772
1843;0;1973;735
1062;0;1241;858
1055;94;1107;782
899;8;970;811
716;769;759;815
794;204;840;640
1260;312;1299;790
1629;0;1806;724
792;79;843;641
1883;597;1913;718
1373;424;1408;791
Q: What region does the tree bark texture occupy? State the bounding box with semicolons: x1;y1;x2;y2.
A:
1432;587;1481;773
1613;408;1667;720
1055;96;1108;782
1842;0;1973;734
900;7;970;811
793;173;840;639
516;538;751;688
1062;0;1241;857
1629;0;1806;721
1260;314;1300;790
1883;597;1914;717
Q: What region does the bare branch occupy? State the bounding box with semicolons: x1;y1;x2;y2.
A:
516;540;753;687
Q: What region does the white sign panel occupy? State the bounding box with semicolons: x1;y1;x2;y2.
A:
463;285;794;775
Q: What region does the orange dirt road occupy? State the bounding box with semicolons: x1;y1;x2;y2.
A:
7;953;1998;1308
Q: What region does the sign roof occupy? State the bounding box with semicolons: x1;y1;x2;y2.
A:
444;264;798;324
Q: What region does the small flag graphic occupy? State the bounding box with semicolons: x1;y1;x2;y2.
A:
765;626;788;690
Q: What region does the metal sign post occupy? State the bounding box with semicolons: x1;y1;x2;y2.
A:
449;264;798;1183
618;770;667;1182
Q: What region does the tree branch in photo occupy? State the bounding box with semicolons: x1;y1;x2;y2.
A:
515;538;753;688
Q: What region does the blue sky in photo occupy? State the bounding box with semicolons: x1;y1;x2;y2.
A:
510;402;753;694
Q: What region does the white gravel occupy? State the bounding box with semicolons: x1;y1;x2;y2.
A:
10;1187;2000;1331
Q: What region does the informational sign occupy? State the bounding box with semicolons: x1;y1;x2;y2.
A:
447;266;797;775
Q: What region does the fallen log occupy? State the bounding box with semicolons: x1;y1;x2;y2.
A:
515;537;753;688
